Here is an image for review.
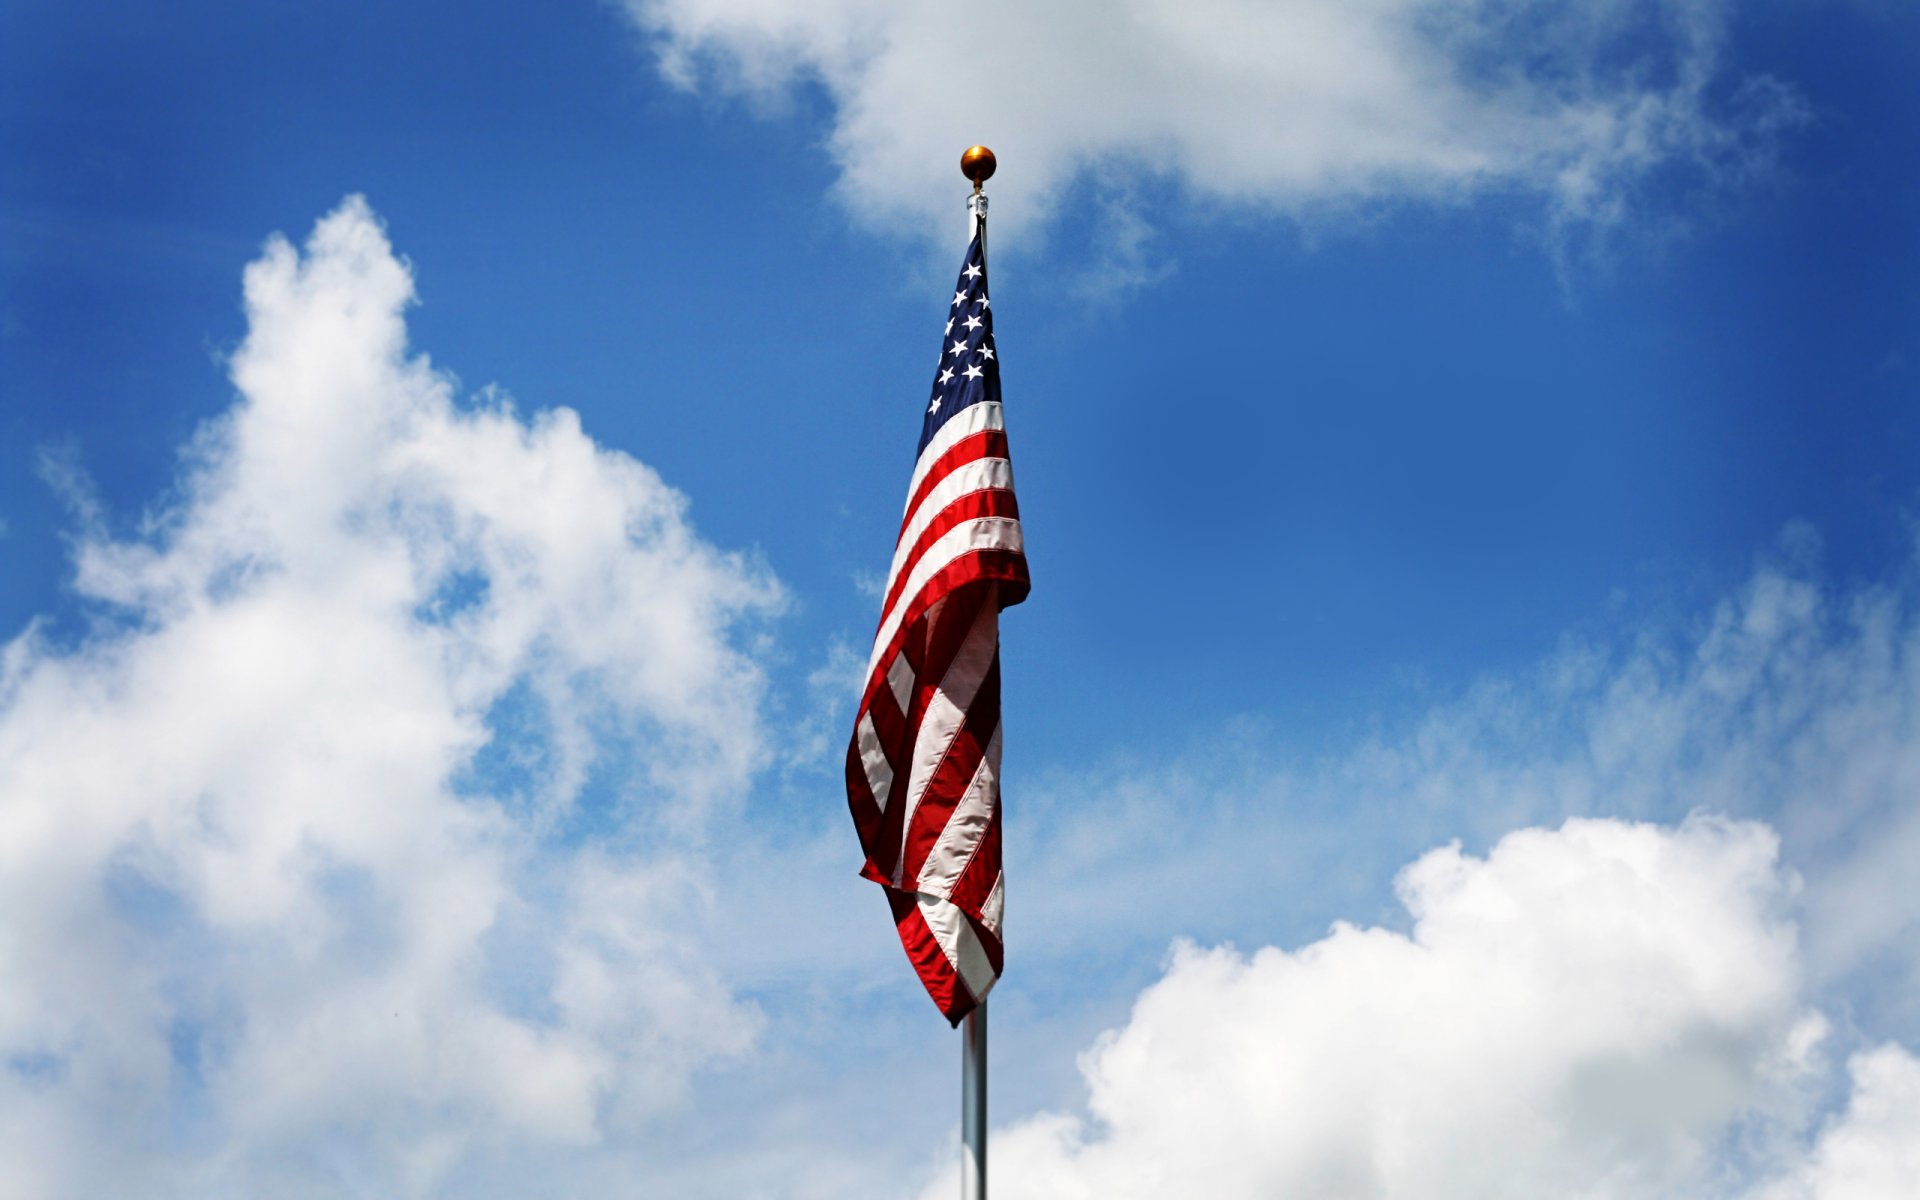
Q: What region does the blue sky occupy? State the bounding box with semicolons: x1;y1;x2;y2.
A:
4;2;1919;1196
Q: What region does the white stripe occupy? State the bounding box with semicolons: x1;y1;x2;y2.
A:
892;601;997;886
887;456;1013;590
886;653;914;714
918;891;998;1002
866;517;1022;681
855;710;893;813
980;873;1004;938
916;721;1000;897
903;402;1003;516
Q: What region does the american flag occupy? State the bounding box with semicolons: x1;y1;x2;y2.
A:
846;218;1028;1025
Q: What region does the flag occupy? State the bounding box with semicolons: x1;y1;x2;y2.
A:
846;218;1028;1025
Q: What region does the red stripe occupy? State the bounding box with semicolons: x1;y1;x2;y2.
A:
846;671;912;839
968;912;1003;979
866;683;910;789
907;586;993;726
845;740;881;852
866;612;930;882
888;889;973;1025
947;805;1001;918
855;698;912;872
899;652;1001;885
897;430;1009;545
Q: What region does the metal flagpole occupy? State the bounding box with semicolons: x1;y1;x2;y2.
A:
963;1000;988;1199
959;143;997;1200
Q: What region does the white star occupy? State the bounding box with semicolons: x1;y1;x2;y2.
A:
939;367;955;385
945;318;954;335
952;290;968;307
929;395;942;413
978;296;990;309
962;363;984;381
949;339;967;357
979;345;995;361
962;314;982;332
963;264;982;281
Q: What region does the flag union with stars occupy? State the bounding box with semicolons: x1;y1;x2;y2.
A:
923;239;999;439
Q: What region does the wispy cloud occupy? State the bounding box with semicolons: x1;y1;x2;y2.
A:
999;529;1920;1013
622;0;1805;273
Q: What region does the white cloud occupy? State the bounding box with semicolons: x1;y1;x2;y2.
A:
923;815;1920;1200
0;197;778;1197
1758;1046;1920;1200
622;0;1803;266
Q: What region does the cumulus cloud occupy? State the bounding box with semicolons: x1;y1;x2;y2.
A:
622;0;1803;267
0;197;778;1197
1758;1046;1920;1200
924;815;1919;1199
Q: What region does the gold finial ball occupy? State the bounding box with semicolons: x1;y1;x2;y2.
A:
961;145;997;186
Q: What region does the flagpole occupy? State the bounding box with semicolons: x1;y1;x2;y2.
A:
958;143;997;1200
962;1000;988;1199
